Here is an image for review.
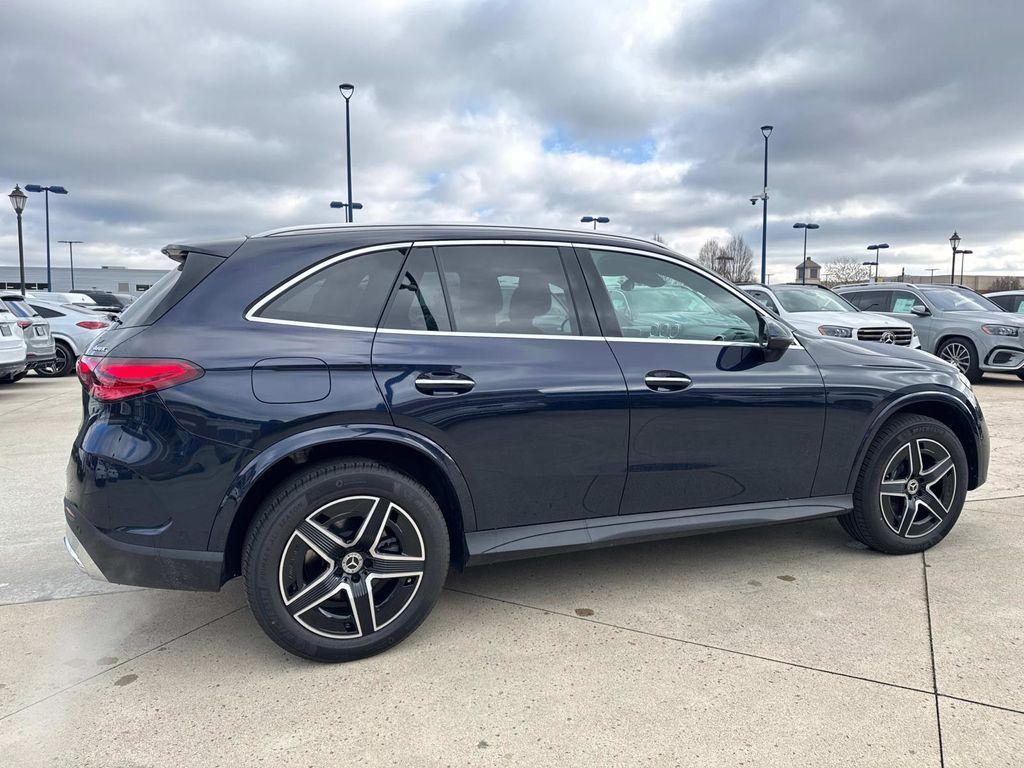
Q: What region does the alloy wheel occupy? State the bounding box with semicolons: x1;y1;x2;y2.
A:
879;439;957;538
37;344;70;376
939;342;971;374
278;495;425;639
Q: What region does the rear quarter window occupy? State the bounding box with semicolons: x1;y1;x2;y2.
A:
255;248;406;328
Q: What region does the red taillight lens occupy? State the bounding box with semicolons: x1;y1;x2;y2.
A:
76;321;110;330
16;320;32;329
76;356;204;402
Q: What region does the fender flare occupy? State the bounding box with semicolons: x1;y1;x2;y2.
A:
845;388;981;493
207;424;477;552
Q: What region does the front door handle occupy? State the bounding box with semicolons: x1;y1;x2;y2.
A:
644;371;692;392
414;373;476;395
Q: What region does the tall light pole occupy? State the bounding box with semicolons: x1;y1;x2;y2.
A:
580;215;610;230
330;201;363;220
58;240;83;290
24;184;68;291
793;222;819;284
759;125;773;284
8;186;28;296
956;249;973;285
339;83;355;223
866;243;890;283
949;231;961;285
927;268;939;283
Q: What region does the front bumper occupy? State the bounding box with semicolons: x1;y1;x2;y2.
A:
63;501;225;591
981;345;1024;372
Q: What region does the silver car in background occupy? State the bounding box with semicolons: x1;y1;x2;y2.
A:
25;298;113;377
836;282;1024;382
739;283;921;349
0;292;55;377
0;299;27;383
987;290;1024;314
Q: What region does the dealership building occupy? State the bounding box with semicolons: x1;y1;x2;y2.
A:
0;264;169;294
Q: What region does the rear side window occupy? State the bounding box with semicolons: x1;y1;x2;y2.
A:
257;249;405;328
381;248;450;331
435;245;578;336
31;305;64;319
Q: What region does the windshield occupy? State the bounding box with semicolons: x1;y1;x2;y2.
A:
773;286;857;313
921;286;1001;312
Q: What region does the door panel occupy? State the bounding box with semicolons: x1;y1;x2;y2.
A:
372;243;628;530
578;246;827;514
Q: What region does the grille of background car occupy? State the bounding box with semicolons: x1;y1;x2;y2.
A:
857;327;913;346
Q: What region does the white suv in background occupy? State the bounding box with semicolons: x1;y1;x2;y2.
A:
0;300;27;383
25;298;113;377
740;283;921;349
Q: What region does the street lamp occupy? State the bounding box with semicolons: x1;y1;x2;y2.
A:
339;83;355;223
715;252;735;282
330;201;363;220
580;215;610;230
8;186;28;296
793;222;820;284
866;243;890;282
949;231;961;285
758;124;773;284
24;184;68;291
956;249;973;285
58;240;83;290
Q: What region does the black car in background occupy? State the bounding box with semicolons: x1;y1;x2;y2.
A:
63;224;989;661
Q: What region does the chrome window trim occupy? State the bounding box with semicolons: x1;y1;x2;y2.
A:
244;237;803;350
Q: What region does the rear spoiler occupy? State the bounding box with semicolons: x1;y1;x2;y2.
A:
161;237;247;263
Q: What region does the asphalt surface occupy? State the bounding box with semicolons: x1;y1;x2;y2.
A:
1;374;1022;766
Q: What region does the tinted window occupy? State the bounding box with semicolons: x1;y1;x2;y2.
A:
590;251;760;342
259;249;405;328
889;290;921;314
116;267;181;327
435;245;577;336
30;304;64;319
846;290;887;311
3;298;39;317
745;289;779;314
381;247;450;331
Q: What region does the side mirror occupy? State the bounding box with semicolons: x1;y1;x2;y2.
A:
911;304;930;317
761;319;794;361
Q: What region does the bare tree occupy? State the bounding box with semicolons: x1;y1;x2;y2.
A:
722;234;755;284
698;239;725;273
987;275;1022;293
823;255;872;287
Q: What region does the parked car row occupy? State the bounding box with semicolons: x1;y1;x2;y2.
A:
0;291;117;384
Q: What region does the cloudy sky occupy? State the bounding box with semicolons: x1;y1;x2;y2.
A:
1;0;1022;280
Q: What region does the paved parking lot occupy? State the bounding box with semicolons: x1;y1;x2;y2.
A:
1;374;1022;766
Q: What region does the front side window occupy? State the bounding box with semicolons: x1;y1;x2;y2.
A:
745;289;779;314
257;248;405;327
435;245;577;336
889;290;921;314
589;250;760;342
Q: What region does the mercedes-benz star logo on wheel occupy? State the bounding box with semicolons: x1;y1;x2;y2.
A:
880;331;896;344
341;552;364;574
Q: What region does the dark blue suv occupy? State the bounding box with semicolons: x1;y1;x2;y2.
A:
63;224;989;661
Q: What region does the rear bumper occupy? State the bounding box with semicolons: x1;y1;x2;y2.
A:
64;501;225;591
0;360;26;376
26;353;56;369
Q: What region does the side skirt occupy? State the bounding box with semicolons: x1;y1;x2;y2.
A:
464;495;853;566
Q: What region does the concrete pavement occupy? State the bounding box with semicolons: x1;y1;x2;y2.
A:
1;374;1022;766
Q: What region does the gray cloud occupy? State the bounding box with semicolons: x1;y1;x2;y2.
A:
1;0;1022;280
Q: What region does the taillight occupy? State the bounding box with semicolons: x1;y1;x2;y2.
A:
76;356;204;402
76;320;109;330
16;320;32;329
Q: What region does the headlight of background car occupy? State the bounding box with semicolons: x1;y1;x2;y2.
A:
818;325;853;338
980;324;1020;336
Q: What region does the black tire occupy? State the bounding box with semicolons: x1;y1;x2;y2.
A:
35;341;74;377
838;414;967;554
1017;371;1024;381
243;459;450;662
936;336;982;383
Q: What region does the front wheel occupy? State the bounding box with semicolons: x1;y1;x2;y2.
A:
937;336;982;383
839;414;967;554
243;459;450;662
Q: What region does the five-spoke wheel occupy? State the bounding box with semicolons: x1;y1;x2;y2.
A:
244;460;449;662
878;439;956;539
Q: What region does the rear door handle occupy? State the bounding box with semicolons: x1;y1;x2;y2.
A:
644;371;692;392
414;373;476;395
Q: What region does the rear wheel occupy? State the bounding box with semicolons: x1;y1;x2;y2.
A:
36;341;73;377
839;414;967;554
243;459;450;662
937;336;982;383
